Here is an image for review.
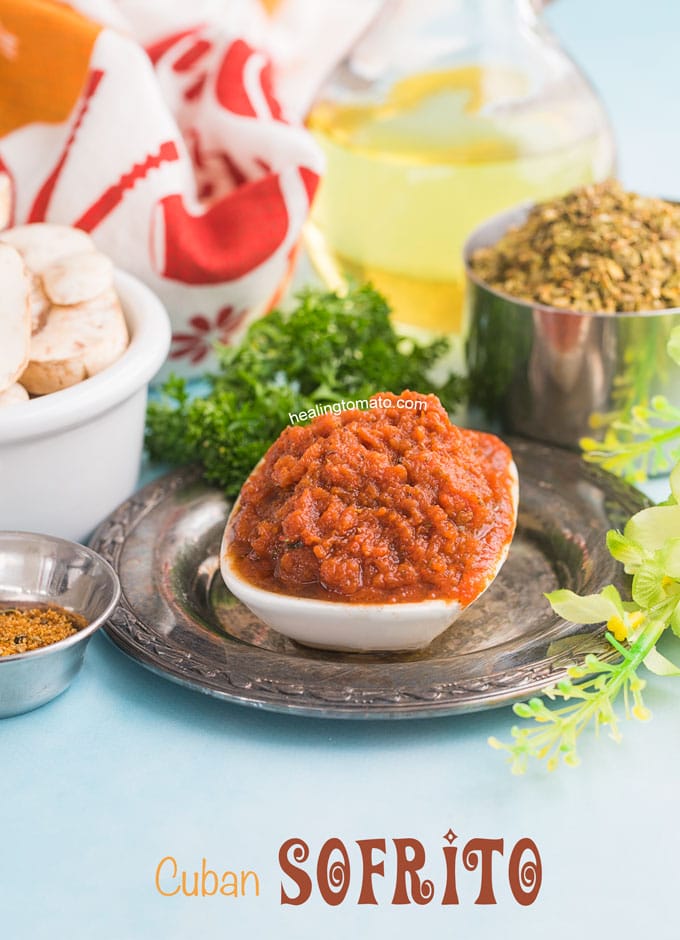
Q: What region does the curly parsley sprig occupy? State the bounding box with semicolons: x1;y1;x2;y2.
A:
146;285;466;497
491;463;680;772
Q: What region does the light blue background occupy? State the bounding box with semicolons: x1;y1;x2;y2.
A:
2;2;680;938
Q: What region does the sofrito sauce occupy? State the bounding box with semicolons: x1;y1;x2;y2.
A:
227;391;516;604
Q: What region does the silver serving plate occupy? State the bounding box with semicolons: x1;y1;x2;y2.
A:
89;441;648;719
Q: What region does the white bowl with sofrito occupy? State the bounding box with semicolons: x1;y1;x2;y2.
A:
221;391;518;651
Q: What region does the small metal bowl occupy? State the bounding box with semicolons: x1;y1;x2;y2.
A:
0;531;120;718
464;204;680;450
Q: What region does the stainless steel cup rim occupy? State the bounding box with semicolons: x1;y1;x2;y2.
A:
0;530;121;665
463;201;680;321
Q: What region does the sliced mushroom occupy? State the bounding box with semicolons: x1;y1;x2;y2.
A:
42;250;114;305
0;243;31;393
29;274;50;334
0;223;94;274
0;382;29;408
21;290;129;395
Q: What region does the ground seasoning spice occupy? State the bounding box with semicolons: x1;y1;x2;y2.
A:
0;606;86;656
469;180;680;313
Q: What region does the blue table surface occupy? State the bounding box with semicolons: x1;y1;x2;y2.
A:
3;2;680;938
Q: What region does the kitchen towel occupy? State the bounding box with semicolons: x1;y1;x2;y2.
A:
0;0;380;376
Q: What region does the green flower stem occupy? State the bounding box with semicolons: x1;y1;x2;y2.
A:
583;424;680;470
493;615;668;772
581;384;680;480
494;326;680;771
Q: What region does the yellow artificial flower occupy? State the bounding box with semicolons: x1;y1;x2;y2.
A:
606;615;628;642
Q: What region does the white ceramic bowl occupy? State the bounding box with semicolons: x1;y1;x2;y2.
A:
0;271;171;541
221;461;518;652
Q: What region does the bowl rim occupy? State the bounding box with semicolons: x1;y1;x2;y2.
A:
220;548;463;613
463;200;680;320
0;269;171;444
0;530;121;663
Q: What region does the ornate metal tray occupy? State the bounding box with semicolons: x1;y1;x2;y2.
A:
89;441;648;719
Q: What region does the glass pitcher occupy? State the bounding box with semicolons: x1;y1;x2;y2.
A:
305;0;615;336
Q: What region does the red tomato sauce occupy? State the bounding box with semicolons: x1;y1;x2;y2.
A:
226;391;516;604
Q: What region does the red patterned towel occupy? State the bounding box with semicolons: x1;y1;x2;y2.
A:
0;0;338;377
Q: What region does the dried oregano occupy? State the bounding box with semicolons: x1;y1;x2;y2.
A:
470;180;680;313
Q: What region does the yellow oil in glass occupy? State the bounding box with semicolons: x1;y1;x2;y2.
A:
306;66;613;334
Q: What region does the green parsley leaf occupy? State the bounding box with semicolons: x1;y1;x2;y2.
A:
145;285;466;496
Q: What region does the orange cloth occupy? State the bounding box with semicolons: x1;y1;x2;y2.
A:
0;0;100;135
